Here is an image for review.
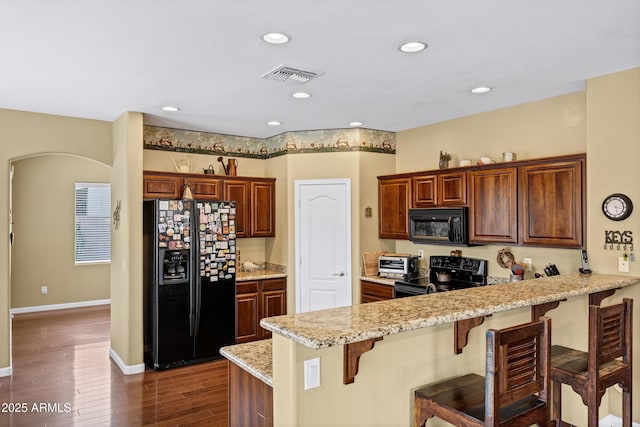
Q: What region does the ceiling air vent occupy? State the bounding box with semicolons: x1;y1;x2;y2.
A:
262;65;323;84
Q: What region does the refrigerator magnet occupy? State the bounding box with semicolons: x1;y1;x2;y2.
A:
159;201;169;210
204;204;211;214
177;201;183;211
169;201;178;210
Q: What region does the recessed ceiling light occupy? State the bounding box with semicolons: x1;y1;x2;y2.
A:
349;121;363;127
262;32;290;45
292;92;311;99
267;120;282;126
399;41;427;53
161;106;180;112
470;86;492;94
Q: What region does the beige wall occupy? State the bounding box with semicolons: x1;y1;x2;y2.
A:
110;112;144;368
0;109;112;371
11;155;111;308
273;69;640;426
585;67;640;418
396;92;586;172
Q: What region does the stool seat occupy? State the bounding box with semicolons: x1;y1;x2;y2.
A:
414;317;551;426
415;373;547;425
551;345;630;392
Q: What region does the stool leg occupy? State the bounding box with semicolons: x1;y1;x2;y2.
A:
587;392;598;427
552;380;562;425
622;385;631;427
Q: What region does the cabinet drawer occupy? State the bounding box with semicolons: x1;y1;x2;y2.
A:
262;278;286;292
237;281;259;294
361;280;394;301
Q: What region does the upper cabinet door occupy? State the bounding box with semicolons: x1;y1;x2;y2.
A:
412;175;438;207
143;173;182;199
183;177;222;200
438;172;467;206
250;180;276;237
469;167;518;244
378;177;411;239
520;159;584;247
223;180;249;238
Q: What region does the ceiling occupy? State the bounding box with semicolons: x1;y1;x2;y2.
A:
2;1;639;139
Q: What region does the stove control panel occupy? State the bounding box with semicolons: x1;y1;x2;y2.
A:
429;256;487;275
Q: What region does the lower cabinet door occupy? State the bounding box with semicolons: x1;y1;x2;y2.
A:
236;281;260;343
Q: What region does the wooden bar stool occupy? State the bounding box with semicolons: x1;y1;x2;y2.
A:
414;317;551;426
550;298;632;427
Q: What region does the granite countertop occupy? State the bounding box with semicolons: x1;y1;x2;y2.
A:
236;269;287;282
360;275;510;286
360;275;396;285
261;273;640;349
220;339;273;386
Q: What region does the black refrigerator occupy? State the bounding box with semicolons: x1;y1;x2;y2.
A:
143;199;236;370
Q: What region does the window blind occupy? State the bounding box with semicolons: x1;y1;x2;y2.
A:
75;183;111;264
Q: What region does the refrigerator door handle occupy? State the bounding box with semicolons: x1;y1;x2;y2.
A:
189;285;195;337
194;280;202;336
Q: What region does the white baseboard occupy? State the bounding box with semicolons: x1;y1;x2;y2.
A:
0;366;12;378
109;348;145;376
10;299;111;314
600;414;640;427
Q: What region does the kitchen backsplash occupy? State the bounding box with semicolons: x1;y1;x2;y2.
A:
237;261;286;274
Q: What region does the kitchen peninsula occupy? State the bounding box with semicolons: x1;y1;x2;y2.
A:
224;273;640;426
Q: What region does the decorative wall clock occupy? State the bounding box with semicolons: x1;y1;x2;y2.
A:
602;193;633;221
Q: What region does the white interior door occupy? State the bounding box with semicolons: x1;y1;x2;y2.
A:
295;179;352;313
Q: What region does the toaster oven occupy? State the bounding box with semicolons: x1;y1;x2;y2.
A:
378;255;419;278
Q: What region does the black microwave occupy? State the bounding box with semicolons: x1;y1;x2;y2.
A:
408;207;469;245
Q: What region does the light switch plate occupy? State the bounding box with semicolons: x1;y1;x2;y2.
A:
304;357;320;390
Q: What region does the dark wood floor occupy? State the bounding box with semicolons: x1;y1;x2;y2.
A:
0;305;229;426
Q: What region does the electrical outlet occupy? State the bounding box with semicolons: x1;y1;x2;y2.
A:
523;258;532;271
41;286;48;295
418;249;424;260
304;357;320;390
619;257;630;273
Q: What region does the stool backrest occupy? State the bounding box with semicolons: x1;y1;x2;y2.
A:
485;317;551;424
591;298;632;367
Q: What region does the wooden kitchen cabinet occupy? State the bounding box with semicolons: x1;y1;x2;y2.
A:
229;361;273;427
378;177;411;239
412;175;437;207
235;281;260;343
251;180;276;237
144;171;276;238
182;176;222;200
439;172;467;206
224;178;276;238
236;277;286;343
377;154;585;248
143;173;182;199
520;157;584;247
259;278;286;339
361;280;394;303
412;172;467;208
469;167;518;244
224;179;250;238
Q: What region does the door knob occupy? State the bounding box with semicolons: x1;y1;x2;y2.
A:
333;271;345;277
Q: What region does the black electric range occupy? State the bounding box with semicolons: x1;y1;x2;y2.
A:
393;255;488;298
